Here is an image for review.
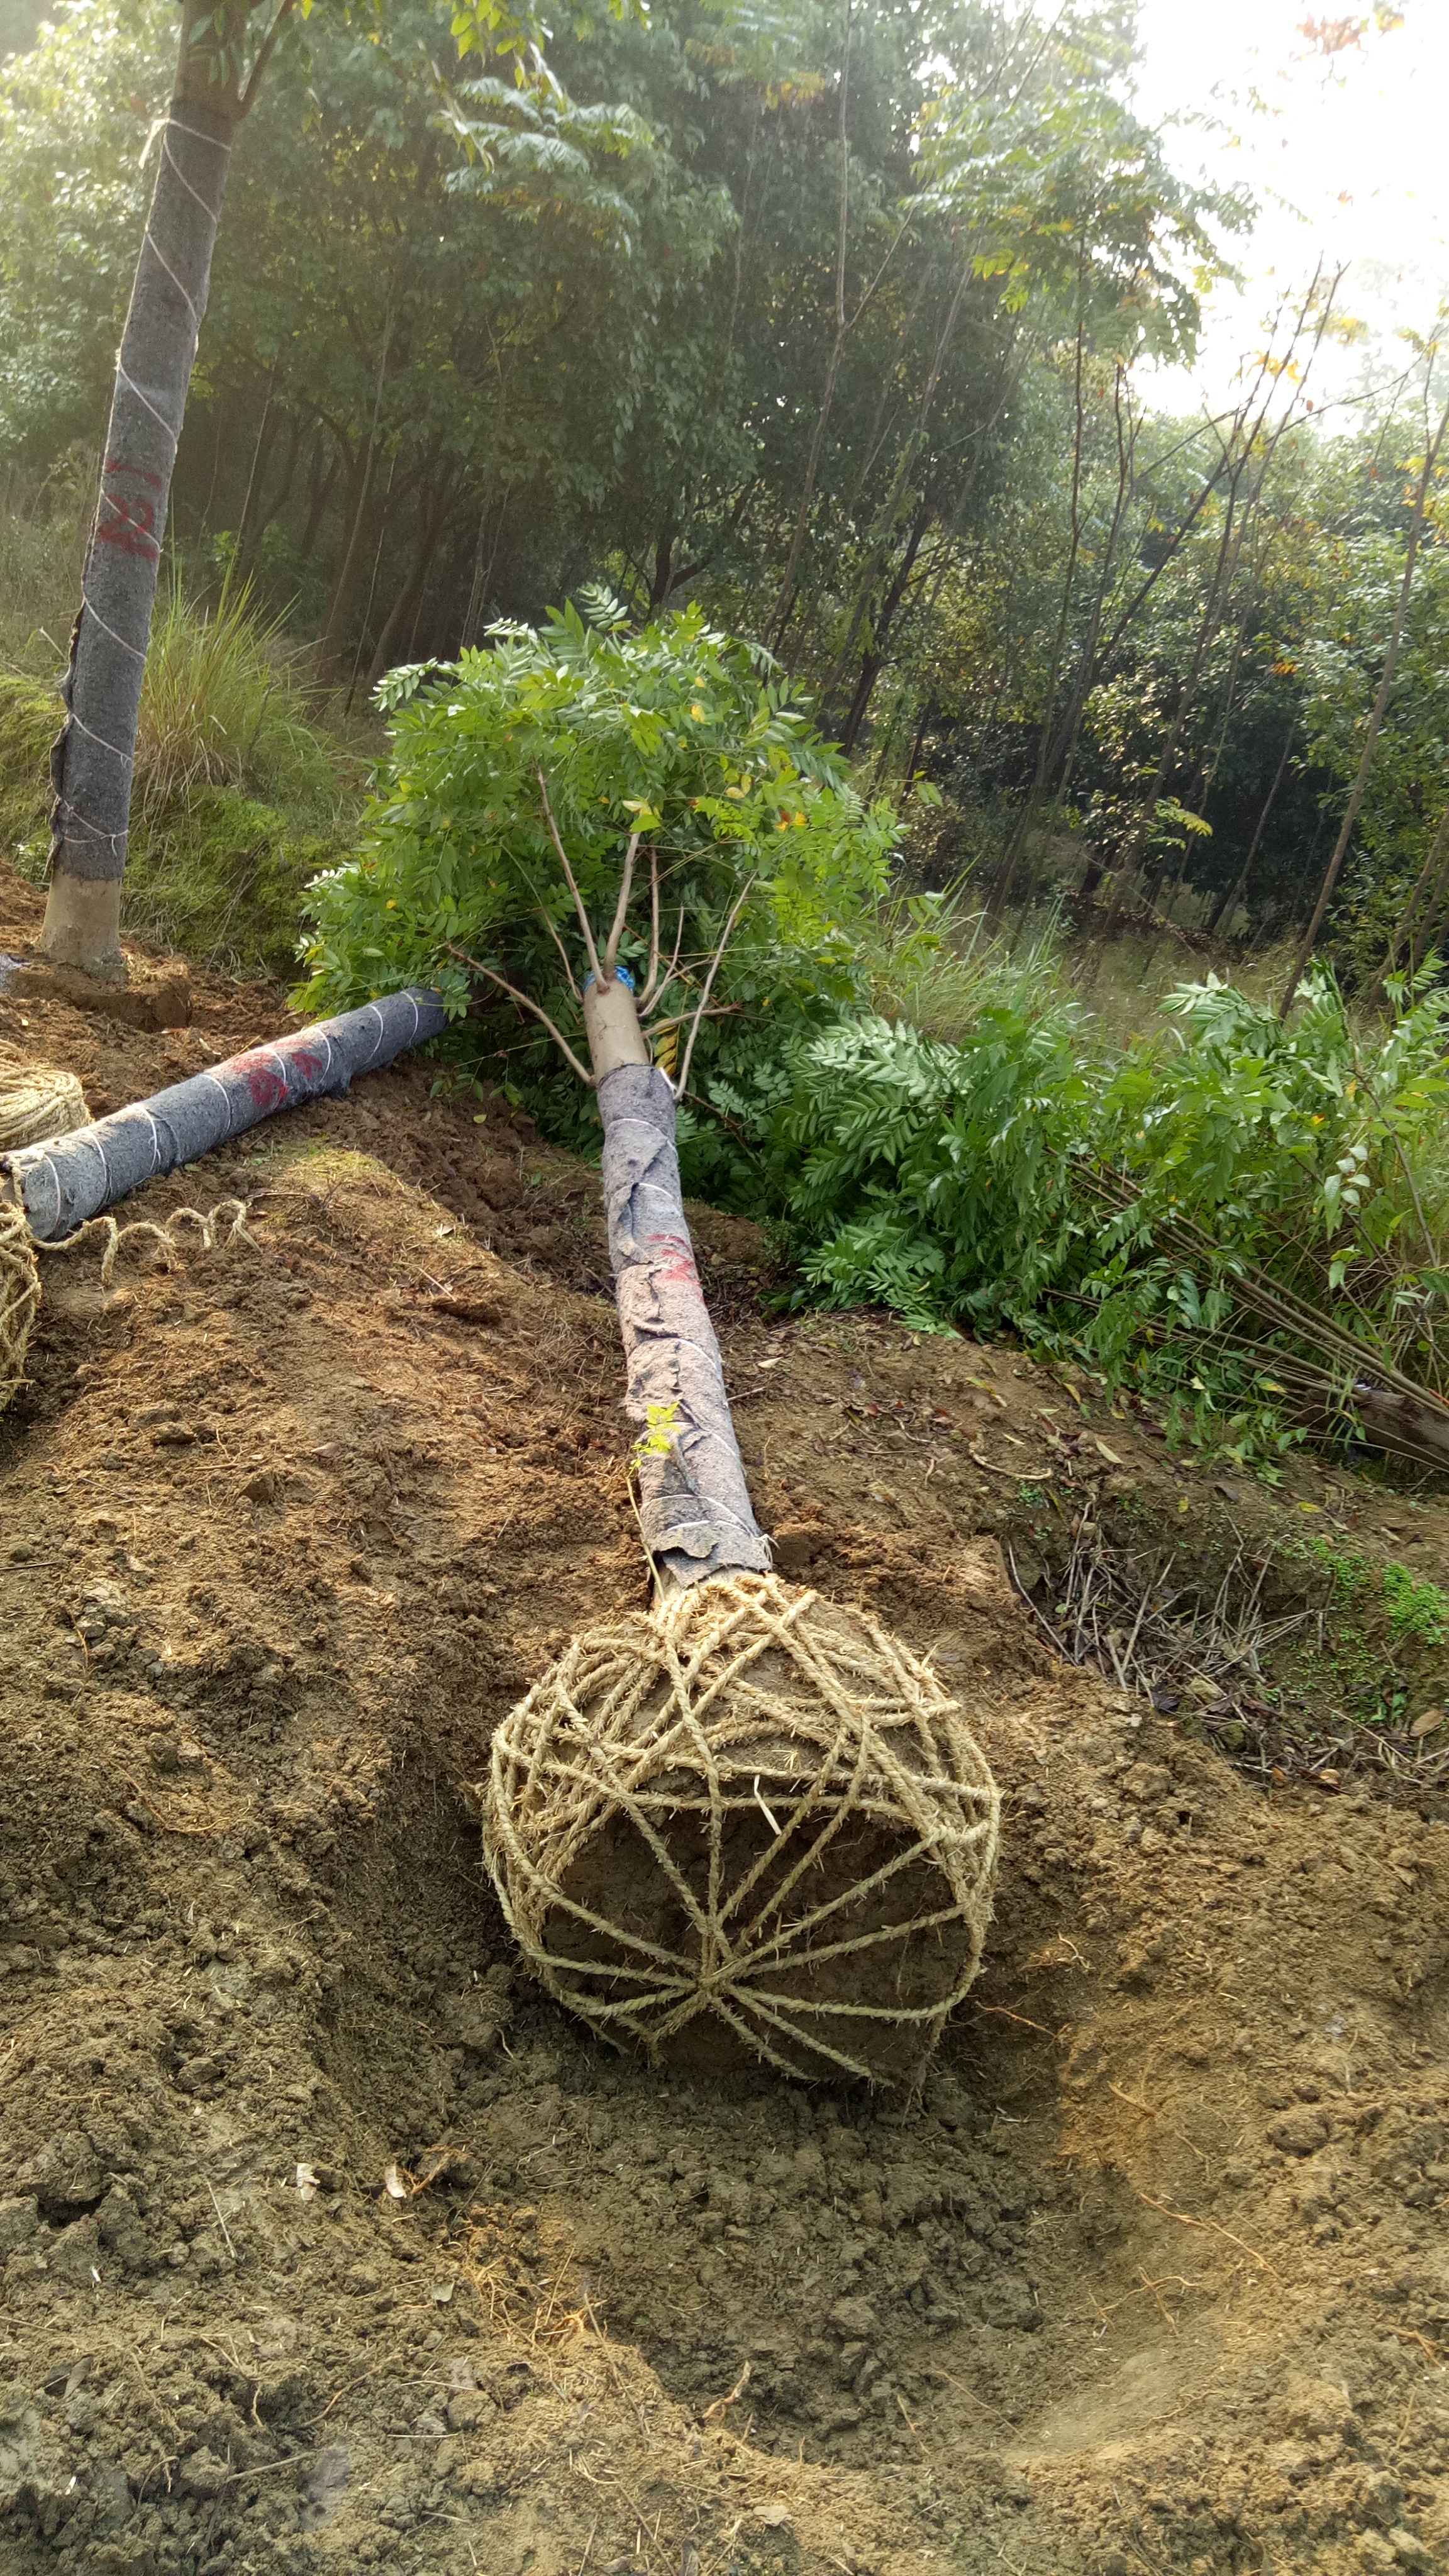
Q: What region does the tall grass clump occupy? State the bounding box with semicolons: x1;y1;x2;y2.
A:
133;575;341;823
0;452;94;674
0;557;361;977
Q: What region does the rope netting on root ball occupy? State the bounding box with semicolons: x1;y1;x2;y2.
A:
482;1572;1001;2088
0;1201;42;1413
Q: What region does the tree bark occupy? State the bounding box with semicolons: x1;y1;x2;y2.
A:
836;492;931;752
40;15;243;979
365;474;453;690
299;431;342;561
238;404;301;580
766;3;853;648
985;279;1091;922
233;364;278;572
316;443;383;680
1205;728;1293;934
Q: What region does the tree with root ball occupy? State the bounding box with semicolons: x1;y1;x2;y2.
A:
303;594;1001;2085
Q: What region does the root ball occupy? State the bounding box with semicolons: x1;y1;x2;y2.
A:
0;1202;41;1418
482;1572;1001;2085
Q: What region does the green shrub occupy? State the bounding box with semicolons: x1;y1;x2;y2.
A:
121;786;345;980
763;963;1449;1462
297;596;901;1135
772;1001;1094;1333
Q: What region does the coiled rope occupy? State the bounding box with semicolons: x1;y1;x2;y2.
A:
0;1197;255;1416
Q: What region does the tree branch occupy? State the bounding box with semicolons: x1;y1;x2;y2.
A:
637;842;662;1007
445;941;594;1086
538;902;582;1001
602;830;642;977
1280;385;1449;1018
536;769;602;984
673;879;755;1101
240;0;295;117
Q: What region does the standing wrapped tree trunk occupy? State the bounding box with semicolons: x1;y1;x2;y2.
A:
38;0;279;981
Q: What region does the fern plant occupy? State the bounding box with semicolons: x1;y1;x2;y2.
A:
768;963;1449;1468
775;1001;1095;1333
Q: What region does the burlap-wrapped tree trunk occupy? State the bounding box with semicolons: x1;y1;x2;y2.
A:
40;2;271;980
583;966;769;1587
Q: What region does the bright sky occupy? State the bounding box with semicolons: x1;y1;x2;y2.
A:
1131;0;1449;419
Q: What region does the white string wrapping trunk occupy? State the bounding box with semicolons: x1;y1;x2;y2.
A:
49;103;233;936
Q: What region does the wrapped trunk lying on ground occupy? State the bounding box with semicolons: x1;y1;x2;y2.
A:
584;969;769;1587
0;989;447;1238
0;950;999;2084
482;955;1000;2083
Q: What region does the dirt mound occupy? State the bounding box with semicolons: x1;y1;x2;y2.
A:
2;870;1448;2576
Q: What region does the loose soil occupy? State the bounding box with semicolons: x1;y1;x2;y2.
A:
2;864;1447;2576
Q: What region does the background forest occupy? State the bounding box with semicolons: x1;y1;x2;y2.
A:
6;0;1449;1470
3;0;1443;970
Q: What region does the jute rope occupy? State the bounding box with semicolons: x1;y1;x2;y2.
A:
482;1571;1001;2085
0;1202;42;1416
0;1045;89;1153
0;1197;255;1418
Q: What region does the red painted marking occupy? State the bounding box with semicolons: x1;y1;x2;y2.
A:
96;489;159;560
281;1038;331;1084
104;458;163;487
223;1046;290;1113
647;1231;704;1292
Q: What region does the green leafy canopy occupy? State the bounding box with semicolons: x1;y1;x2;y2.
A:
296;594;902;1057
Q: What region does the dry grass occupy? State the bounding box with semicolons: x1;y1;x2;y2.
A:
1006;1520;1449;1804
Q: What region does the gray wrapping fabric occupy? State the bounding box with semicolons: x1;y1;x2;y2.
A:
598;1061;770;1585
1;989;448;1241
52;101;234;886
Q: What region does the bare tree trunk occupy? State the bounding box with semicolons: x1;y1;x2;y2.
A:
299;431;342;561
238;406;301;580
1279;392;1449;1019
1206;728;1293;934
836;494;931;750
814;262;976;710
233;364;278;572
1375;799;1449;997
38;1;256;979
365;474;453;689
987;268;1089;922
767;3;853;647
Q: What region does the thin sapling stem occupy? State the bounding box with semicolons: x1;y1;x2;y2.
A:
536;768;602;984
638;843;662;1006
674;879;755;1101
603;830;643;977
